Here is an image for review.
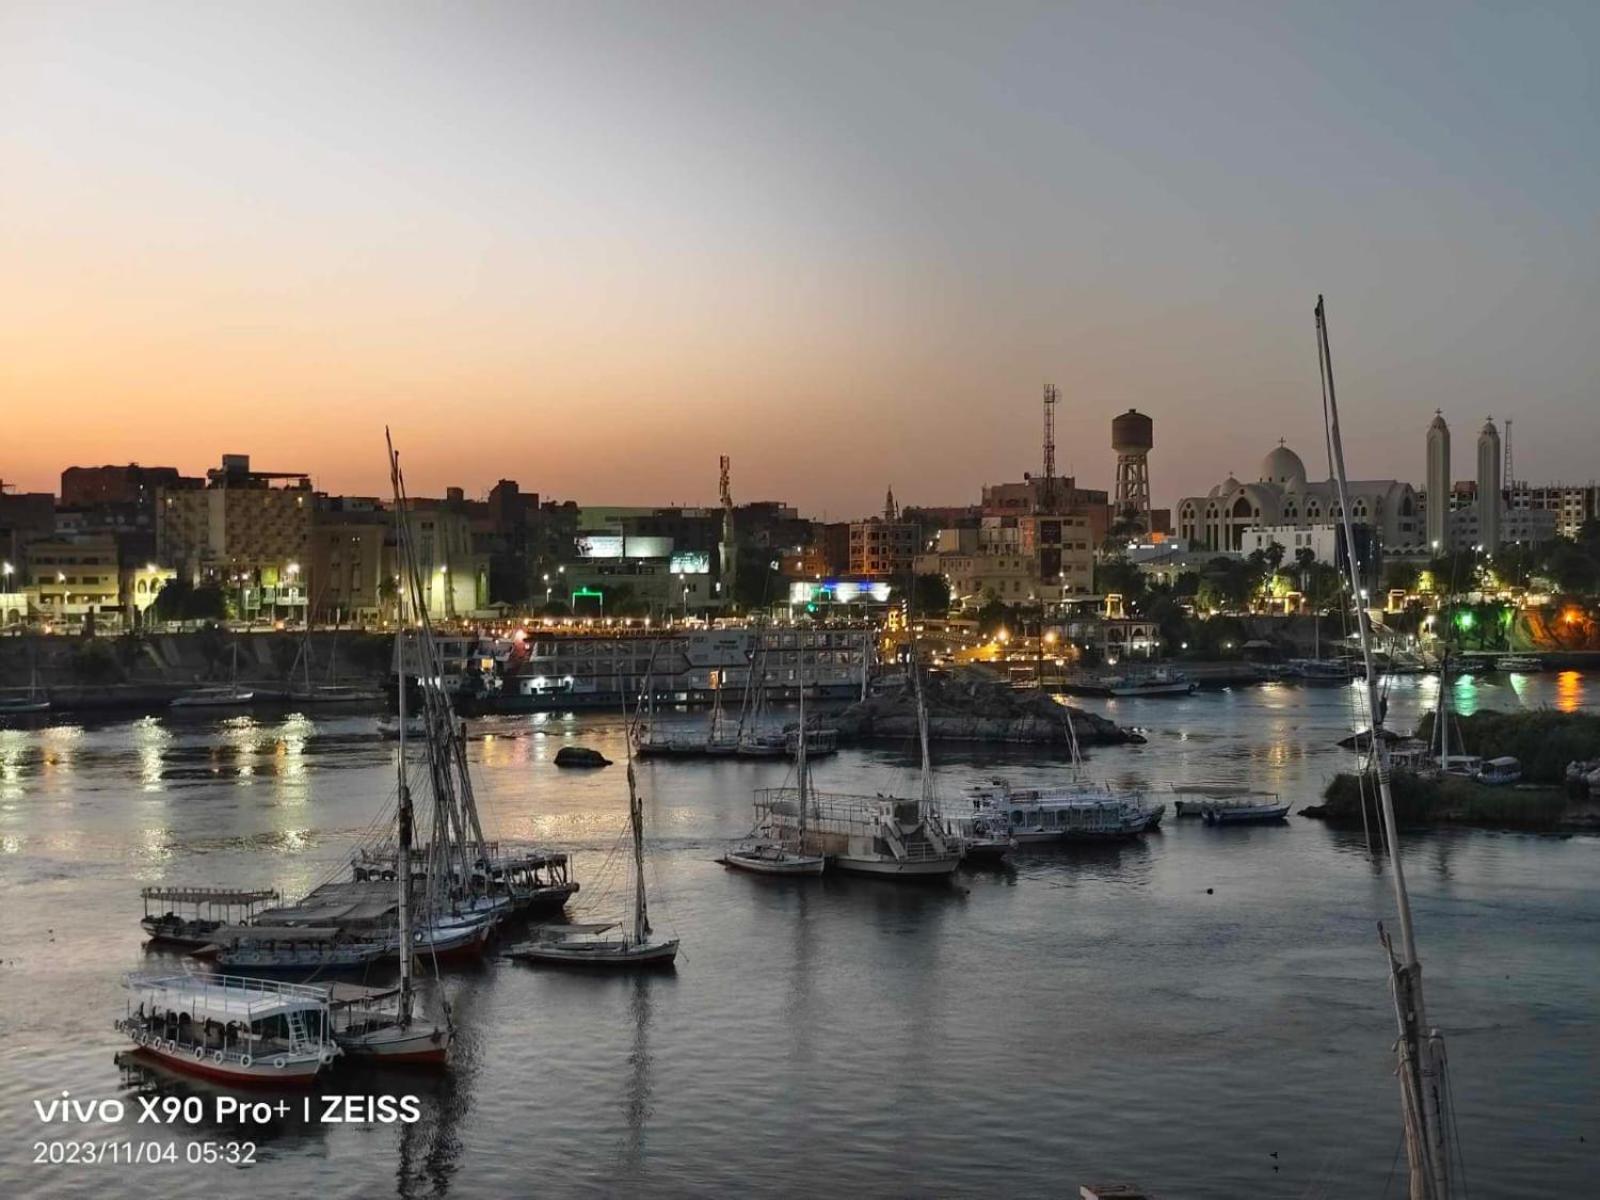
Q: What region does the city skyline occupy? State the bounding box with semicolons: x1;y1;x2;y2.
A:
5;2;1598;512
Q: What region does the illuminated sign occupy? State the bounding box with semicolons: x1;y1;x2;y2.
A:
787;579;893;604
669;551;710;575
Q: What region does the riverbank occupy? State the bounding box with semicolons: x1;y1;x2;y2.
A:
1303;771;1600;832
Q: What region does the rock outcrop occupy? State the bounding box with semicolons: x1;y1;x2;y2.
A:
828;670;1134;746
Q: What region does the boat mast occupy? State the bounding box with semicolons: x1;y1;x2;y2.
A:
627;757;650;944
387;435;416;1027
796;644;808;846
1317;296;1451;1200
912;660;933;813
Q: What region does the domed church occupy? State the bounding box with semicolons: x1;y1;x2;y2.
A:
1176;441;1421;553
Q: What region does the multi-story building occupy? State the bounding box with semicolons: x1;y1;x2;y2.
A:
848;518;917;577
156;455;313;622
914;511;1095;607
60;464;196;510
23;534;121;631
1447;504;1557;549
0;481;56;569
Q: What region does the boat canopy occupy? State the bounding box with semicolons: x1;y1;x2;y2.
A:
125;973;330;1021
326;982;401;1007
1484;756;1520;769
139;887;279;904
210;924;355;943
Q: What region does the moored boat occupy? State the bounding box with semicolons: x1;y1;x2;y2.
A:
140;886;279;948
199;924;388;971
1494;655;1542;673
116;972;339;1086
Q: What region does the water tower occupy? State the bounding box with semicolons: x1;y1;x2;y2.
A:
1112;408;1153;536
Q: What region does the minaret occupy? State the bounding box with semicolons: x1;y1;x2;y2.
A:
1425;410;1450;551
1477;417;1502;552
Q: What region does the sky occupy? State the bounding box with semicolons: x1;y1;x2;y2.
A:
2;1;1597;515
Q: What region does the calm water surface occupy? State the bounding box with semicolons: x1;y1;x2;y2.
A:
1;672;1596;1198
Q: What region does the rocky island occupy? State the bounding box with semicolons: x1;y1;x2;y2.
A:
825;669;1137;747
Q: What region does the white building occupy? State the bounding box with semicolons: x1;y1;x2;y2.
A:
1425;411;1450;549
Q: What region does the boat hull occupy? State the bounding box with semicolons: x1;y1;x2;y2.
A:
831;854;960;878
116;1022;326;1086
508;937;679;967
718;851;826;876
336;1025;450;1064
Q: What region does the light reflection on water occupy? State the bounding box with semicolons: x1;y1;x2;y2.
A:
0;679;1595;1197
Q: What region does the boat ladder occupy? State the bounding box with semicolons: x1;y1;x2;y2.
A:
285;1008;311;1052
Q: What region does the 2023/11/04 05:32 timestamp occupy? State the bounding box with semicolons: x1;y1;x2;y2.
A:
31;1140;257;1166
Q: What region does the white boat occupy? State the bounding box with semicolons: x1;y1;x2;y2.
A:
966;778;1160;841
116;972;339;1086
721;650;828;877
1494;655;1542;673
507;673;678;967
170;684;255;708
940;810;1015;863
1171;784;1287;824
378;714;427;740
1103;667;1196;697
1201;798;1291;824
1474;756;1522;786
329;982;450;1064
173;641;254;707
752;665;962;879
140;886;279;948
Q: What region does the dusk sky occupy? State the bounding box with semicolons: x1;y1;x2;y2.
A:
3;2;1596;515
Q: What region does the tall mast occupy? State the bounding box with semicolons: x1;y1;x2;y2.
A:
627;757;649;944
912;661;933;813
796;643;808;846
386;433;414;1026
1317;296;1451;1200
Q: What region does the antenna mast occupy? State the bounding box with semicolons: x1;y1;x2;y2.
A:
718;455;736;608
1504;417;1514;485
1042;384;1058;513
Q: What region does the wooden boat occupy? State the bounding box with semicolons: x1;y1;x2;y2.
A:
721;648;827;877
116;972;339;1086
140;886;279;948
507;668;678;968
199;924;387;971
754;666;962;879
0;661;50;715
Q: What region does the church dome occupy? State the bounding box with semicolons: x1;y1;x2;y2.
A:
1259;442;1306;487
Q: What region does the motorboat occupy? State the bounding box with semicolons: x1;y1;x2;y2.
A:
116;972;339;1086
1494;655;1543;673
140;886;279;948
966;778;1162;842
1200;797;1291;824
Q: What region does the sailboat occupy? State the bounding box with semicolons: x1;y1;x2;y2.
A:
506;689;678;966
753;662;963;878
171;640;255;707
1317;296;1454;1199
719;644;827;876
331;535;453;1064
0;657;50;715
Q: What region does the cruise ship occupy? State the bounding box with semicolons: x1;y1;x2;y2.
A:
417;627;874;711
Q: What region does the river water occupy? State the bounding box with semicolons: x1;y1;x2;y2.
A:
1;671;1596;1198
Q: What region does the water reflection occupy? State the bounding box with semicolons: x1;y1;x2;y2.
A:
1555;670;1583;712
